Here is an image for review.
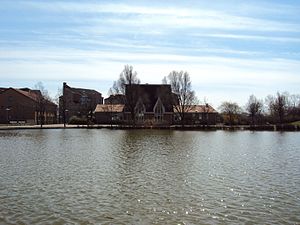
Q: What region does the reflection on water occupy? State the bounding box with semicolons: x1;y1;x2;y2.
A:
0;129;300;225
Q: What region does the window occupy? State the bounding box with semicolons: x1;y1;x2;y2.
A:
174;113;181;121
154;97;165;122
80;95;90;105
135;98;145;122
7;96;13;103
199;114;202;120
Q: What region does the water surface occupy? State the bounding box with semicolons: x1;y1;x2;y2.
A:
0;129;300;224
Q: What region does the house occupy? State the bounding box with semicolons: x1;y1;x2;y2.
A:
59;82;103;122
174;104;218;125
124;84;174;125
0;87;57;124
93;83;218;126
94;104;124;124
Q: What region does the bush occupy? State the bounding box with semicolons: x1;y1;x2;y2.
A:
68;116;87;125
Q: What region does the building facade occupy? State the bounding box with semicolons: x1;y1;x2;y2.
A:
0;88;57;124
59;82;103;122
174;104;218;125
94;104;124;124
93;83;218;126
124;84;174;126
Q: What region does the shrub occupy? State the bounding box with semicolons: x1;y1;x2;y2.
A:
68;116;87;125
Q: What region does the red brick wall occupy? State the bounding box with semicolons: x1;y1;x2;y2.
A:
0;89;57;124
0;89;36;123
61;85;103;122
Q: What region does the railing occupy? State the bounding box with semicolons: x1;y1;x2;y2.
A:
9;121;26;125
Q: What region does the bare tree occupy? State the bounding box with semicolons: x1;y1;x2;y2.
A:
109;65;140;95
54;87;62;105
287;94;300;121
34;82;51;127
246;95;263;126
289;94;300;108
108;81;121;96
266;92;288;124
110;65;140;125
164;71;198;126
162;76;168;85
219;101;241;126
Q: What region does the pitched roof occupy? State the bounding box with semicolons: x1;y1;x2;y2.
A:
174;104;218;113
104;94;126;104
0;87;7;93
64;83;102;96
94;104;124;113
14;89;40;101
3;88;56;106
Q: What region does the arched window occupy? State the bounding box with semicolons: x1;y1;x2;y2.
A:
154;97;165;122
135;98;145;122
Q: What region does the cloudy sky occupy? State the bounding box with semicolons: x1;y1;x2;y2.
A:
0;0;299;107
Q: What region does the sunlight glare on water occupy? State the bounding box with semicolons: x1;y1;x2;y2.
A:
0;129;300;225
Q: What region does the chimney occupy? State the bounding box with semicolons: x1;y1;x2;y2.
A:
63;82;67;97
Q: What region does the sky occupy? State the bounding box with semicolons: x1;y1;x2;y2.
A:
0;0;300;107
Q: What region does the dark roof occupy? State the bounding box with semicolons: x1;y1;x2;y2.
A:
0;88;7;93
19;88;31;92
64;83;102;97
125;84;173;112
105;94;126;104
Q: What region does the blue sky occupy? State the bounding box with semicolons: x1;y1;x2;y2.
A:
0;0;300;107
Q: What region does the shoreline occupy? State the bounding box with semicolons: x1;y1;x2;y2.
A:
0;124;299;131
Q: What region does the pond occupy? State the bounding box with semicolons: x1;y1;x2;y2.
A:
0;129;300;224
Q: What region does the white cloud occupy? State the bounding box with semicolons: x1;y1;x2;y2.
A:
22;1;299;32
1;47;299;106
2;1;300;105
193;33;300;43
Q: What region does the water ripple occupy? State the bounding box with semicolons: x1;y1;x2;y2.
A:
0;129;300;224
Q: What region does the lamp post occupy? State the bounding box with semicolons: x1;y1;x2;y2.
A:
64;109;68;128
5;108;11;125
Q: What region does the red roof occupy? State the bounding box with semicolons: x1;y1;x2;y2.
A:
14;89;40;101
94;104;124;113
3;88;56;106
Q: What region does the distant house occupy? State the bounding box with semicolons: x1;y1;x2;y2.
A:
92;83;218;126
104;94;126;105
174;104;218;125
59;82;103;122
94;104;124;124
0;87;57;124
124;84;174;125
